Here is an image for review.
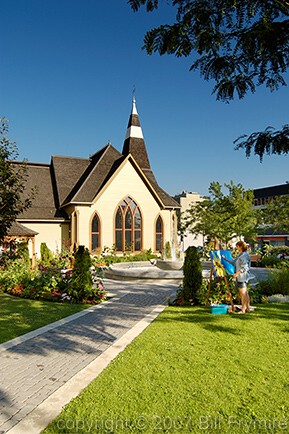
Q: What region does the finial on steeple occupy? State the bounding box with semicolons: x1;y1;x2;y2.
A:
132;85;137;115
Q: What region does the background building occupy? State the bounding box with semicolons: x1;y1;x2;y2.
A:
174;191;204;254
253;183;289;248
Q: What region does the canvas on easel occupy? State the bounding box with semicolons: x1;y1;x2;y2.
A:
209;249;234;277
206;250;235;311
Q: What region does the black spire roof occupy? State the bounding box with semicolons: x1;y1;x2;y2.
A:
122;97;151;170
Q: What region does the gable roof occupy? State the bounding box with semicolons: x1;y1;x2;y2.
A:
13;162;68;220
51;155;90;207
64;145;123;204
7;221;38;236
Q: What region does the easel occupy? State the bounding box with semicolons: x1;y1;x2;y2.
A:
205;241;235;312
205;266;235;312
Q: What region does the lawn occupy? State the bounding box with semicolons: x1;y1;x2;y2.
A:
0;292;90;344
43;303;289;434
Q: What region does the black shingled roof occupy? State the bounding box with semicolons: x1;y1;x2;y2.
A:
15;146;179;221
7;221;38;236
254;183;289;199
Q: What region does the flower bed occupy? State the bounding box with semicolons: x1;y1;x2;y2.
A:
0;253;106;304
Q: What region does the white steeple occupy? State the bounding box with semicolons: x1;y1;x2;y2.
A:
125;96;144;140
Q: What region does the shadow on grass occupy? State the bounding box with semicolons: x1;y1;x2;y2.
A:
246;303;289;326
157;307;243;335
159;303;289;334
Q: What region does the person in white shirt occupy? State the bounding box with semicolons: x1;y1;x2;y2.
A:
222;240;251;314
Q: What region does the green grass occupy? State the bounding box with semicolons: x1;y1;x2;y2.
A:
43;304;289;434
0;292;90;344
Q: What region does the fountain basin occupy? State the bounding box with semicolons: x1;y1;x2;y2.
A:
104;260;212;282
156;259;184;270
104;261;183;282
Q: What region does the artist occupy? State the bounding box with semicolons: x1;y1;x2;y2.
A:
222;241;251;314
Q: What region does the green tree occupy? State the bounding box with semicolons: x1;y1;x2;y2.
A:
262;194;289;234
129;0;289;160
182;181;260;246
0;118;35;242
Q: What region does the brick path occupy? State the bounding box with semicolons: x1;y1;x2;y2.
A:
0;280;178;434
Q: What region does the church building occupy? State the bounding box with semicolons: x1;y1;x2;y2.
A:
13;98;180;260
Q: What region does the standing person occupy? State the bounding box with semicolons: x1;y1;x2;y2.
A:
222;241;251;314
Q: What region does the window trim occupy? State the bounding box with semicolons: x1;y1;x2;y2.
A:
114;196;142;253
90;212;101;253
155;214;164;253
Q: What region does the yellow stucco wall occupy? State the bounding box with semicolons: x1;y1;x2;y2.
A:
70;160;175;253
19;222;70;258
20;160;177;256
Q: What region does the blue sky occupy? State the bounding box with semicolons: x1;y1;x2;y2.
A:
2;0;288;196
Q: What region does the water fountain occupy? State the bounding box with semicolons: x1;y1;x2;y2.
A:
155;245;184;270
104;242;184;282
104;260;183;283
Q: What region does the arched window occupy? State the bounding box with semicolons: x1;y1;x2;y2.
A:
115;197;142;252
91;213;100;252
155;215;163;252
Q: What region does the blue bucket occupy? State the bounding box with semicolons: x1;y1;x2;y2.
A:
210;304;228;314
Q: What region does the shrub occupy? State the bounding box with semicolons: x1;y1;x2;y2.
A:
0;240;31;268
179;246;203;305
259;255;281;268
164;241;172;260
93;249;158;266
206;277;237;305
268;294;289;303
255;268;289;297
173;279;208;306
69;246;92;302
40;242;54;266
269;246;289;258
247;283;264;304
87;268;107;304
15;242;30;267
0;259;31;292
204;278;263;305
279;259;289;268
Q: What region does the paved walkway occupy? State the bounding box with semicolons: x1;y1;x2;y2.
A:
0;280;178;434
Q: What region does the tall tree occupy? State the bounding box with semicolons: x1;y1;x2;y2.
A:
129;0;289;160
0;118;35;242
182;181;261;245
262;194;289;233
